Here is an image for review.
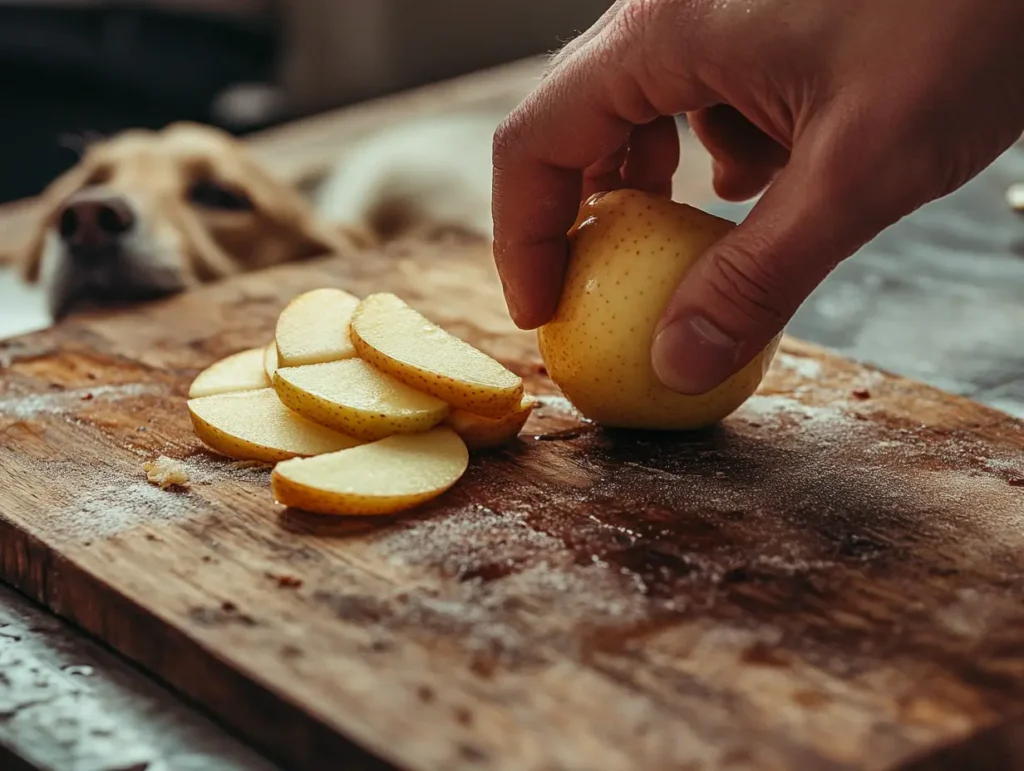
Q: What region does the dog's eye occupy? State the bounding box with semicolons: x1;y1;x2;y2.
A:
83;166;112;188
188;179;254;212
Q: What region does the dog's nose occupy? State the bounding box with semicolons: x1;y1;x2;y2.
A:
57;194;136;251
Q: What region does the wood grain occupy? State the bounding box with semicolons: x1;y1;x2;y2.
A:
1;236;1023;771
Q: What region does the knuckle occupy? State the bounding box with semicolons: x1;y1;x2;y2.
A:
612;0;659;43
545;38;579;77
547;0;630;76
704;243;791;330
606;0;662;70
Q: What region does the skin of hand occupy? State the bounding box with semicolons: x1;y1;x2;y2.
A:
491;0;1024;395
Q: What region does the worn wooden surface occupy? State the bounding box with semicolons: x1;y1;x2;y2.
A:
0;52;1021;771
0;233;1023;771
0;55;711;771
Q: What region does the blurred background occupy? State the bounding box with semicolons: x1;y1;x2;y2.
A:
0;0;611;204
0;0;1020;417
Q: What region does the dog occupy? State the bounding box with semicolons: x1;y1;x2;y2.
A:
314;111;498;242
10;121;374;319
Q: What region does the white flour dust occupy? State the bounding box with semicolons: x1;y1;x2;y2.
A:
772;352;824;381
0;384;163;421
55;476;198;541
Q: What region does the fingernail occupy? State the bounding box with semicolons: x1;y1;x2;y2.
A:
652;315;740;395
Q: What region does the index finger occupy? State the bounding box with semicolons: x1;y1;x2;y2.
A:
491;29;712;329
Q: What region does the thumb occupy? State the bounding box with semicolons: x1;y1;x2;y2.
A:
651;142;896;395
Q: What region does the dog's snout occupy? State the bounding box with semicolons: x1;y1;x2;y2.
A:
58;194;136;251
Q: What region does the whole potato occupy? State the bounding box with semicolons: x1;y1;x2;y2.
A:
538;189;780;430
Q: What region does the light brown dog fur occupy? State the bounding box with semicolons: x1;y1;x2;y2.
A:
13;121;373;317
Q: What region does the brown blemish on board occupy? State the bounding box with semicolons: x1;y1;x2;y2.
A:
267;573;303;589
188;605;257;627
417;685;435;703
741;641;792;668
792;689;833;710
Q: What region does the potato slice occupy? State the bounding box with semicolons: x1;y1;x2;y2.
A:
188;388;361;462
350;293;523;419
273;358;449;441
276;287;360;368
188;347;270;398
448;394;536;450
263;342;278;379
271;427;469;516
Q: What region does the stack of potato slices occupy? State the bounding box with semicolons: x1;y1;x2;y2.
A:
186;288;535;516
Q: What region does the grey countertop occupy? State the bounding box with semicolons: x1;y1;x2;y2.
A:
710;140;1024;420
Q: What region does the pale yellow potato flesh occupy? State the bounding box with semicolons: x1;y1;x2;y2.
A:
188;347;270;398
350;293;523;419
273;358;449;441
275;287;360;368
188;388;361;462
538;189;780;430
448;394;536;450
263;342;278;380
271;427;469;516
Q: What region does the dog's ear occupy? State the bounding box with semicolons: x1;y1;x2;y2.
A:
18;159;98;283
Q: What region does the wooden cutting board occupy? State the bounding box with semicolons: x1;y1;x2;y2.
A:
1;237;1023;771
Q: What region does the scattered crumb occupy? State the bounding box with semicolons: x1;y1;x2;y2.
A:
201;555;213;563
80;393;94;401
267;572;303;589
221;601;237;612
1009;479;1024;488
142;455;191;489
144;533;161;542
454;706;473;726
852;388;871;400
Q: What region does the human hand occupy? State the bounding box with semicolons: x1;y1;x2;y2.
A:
492;0;1024;394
